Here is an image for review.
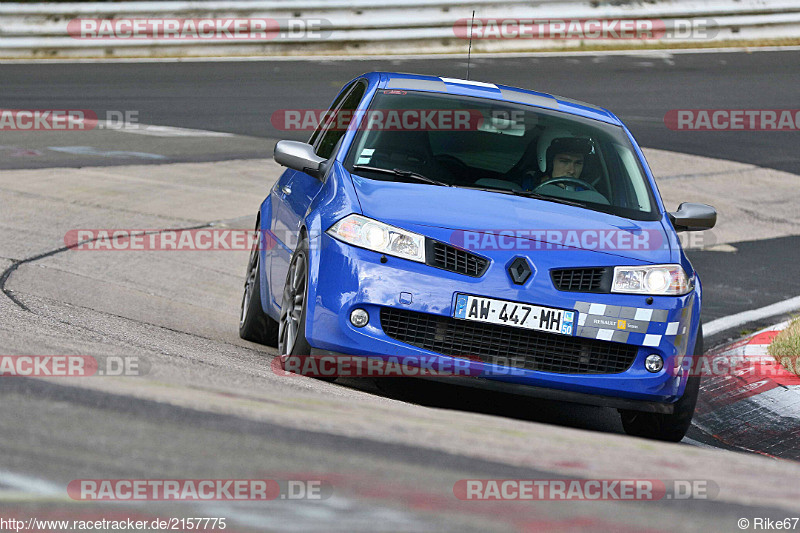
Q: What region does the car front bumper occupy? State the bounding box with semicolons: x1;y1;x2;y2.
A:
304;233;700;407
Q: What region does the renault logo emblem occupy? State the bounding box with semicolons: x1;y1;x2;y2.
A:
508;257;532;285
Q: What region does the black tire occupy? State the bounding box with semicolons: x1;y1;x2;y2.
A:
619;324;703;442
278;234;336;382
239;223;279;346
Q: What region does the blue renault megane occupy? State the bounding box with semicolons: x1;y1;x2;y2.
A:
239;72;716;442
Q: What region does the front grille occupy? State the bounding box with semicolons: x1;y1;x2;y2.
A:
551;267;610;293
380;307;638;374
427;241;488;277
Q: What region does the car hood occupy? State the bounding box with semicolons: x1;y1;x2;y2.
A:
349;174;672;264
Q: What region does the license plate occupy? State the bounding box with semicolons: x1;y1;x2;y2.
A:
454;294;575;336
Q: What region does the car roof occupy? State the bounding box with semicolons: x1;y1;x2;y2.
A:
368;72;622;126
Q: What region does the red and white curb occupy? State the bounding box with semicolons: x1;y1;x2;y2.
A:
693;321;800;459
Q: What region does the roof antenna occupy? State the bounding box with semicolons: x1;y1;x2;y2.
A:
466;10;475;80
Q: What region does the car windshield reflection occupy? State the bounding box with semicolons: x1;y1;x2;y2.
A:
344;90;659;222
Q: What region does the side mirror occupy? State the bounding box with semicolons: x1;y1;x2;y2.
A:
274;140;326;179
668;202;717;232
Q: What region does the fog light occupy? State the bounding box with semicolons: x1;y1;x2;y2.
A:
350;308;369;327
645;354;664;373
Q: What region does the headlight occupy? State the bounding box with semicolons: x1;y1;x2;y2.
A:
327;214;426;263
611;264;692;296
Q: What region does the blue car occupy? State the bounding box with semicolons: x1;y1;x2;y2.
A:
239;72;716;442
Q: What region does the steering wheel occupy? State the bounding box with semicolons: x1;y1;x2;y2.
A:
534;177;600;194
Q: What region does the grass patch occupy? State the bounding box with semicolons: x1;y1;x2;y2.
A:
768;317;800;377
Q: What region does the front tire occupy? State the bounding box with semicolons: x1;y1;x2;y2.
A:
278;234;312;356
239;227;279;346
619;325;703;442
278;235;336;382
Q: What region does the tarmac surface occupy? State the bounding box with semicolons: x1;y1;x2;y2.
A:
2;49;800;530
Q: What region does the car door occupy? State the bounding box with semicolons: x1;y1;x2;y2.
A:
269;80;366;304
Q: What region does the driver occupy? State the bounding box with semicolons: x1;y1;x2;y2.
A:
536;136;594;190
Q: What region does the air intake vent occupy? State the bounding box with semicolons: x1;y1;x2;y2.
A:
551;267;610;293
380;308;638;374
427;241;488;277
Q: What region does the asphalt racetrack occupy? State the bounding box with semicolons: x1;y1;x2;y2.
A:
2;49;800;334
1;49;800;531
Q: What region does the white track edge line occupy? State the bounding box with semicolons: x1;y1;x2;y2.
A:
705;295;800;337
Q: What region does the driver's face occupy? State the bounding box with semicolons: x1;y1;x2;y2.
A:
552;152;584;178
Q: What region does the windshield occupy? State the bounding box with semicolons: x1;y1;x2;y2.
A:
343;90;660;221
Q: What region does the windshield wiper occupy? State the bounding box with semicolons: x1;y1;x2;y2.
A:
352;165;451;187
510;190;587;208
352;166;584;206
458;185;587;207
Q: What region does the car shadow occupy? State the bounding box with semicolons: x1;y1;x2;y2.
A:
334;376;626;435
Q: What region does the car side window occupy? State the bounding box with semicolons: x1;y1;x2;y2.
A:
315;81;366;160
308;81;357;147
